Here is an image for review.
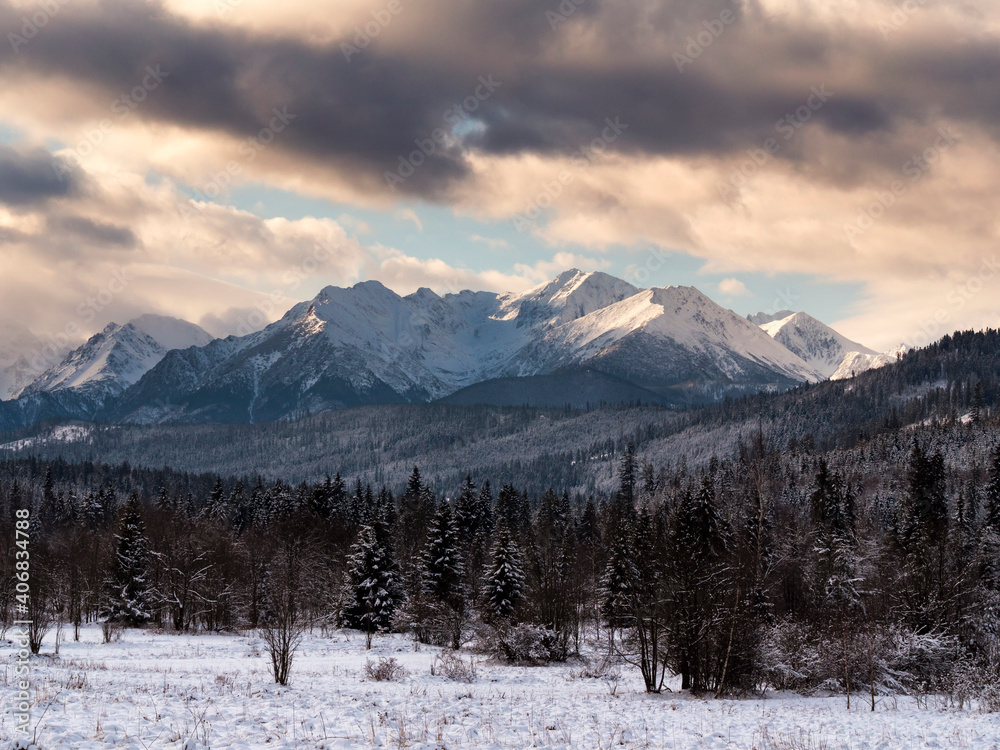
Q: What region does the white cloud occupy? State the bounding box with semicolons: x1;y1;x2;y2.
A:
719;278;751;297
394;208;423;232
0;161;560;346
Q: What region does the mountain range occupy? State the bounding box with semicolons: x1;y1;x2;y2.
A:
0;270;894;430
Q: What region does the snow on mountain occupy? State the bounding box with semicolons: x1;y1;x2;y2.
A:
746;310;795;326
757;311;878;380
23;315;213;401
112;270;825;423
534;286;821;383
496;269;639;327
830;350;895;380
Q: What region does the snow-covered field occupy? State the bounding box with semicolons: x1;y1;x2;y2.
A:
3;626;998;750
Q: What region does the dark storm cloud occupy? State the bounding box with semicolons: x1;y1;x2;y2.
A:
0;146;81;206
1;0;998;197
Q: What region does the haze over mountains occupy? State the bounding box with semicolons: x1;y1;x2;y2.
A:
0;270;893;430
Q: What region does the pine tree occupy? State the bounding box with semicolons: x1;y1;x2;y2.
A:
206;477;228;521
811;460;850;535
342;524;406;648
420;502;466;648
102;493;152;628
397;466;435;592
484;525;525;621
668;478;730;691
496;483;530;538
455;475;479;541
971;380;984;424
615;442;638;522
477;480;495;538
900;443;947;548
600;534;637;646
896;443;950;631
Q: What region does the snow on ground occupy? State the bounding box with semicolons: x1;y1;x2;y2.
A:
2;626;998;750
0;425;93;451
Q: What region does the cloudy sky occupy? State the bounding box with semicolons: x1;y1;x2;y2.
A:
1;0;998;357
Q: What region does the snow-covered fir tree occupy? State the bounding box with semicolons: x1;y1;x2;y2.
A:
341;524;406;648
600;533;637;644
485;525;525;621
419;502;466;648
102;492;152;627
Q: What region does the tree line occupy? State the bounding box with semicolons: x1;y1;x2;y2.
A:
2;430;1000;702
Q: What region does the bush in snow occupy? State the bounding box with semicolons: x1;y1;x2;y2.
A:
759;620;824;693
431;651;478;681
760;619;957;703
364;656;408;681
478;621;565;664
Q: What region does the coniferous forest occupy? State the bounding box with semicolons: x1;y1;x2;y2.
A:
4;409;1000;706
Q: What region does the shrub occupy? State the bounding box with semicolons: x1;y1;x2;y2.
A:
101;620;125;644
431;651;477;682
364;656;407;681
479;622;565;663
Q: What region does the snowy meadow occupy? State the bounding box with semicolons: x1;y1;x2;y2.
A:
3;626;999;750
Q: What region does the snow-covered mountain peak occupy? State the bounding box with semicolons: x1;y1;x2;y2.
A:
409;287;442;303
98;270;853;424
748;310;795;326
756;311;878;380
22;315;213;399
499;268;639;326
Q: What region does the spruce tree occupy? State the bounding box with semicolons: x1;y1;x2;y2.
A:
102;493;152;628
342;524;406;648
600;534;637;646
668;478;730;691
206;477;226;519
484;525;525;621
420;502;466;648
455;475;479;541
615;442;638;523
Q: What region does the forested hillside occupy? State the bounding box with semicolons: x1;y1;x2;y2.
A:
1;329;997;493
4;411;1000;699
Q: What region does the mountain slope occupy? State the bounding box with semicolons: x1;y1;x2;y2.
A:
8;328;998;493
830;350;895;380
757;311;878;380
112;270;822;424
22;315;213;408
